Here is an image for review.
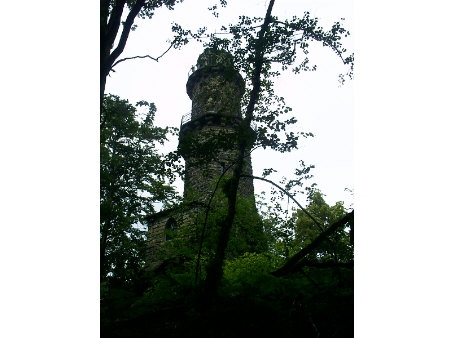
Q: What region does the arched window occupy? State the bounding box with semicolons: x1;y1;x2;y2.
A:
165;217;177;241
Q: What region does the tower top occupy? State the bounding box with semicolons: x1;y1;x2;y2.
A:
196;48;235;69
186;48;244;100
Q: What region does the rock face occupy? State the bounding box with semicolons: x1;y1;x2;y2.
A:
146;49;259;266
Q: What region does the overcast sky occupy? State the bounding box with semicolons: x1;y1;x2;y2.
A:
105;0;354;209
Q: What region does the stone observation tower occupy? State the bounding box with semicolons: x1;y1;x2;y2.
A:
179;48;256;202
146;49;259;266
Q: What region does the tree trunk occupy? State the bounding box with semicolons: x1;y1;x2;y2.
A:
203;0;276;300
100;218;111;281
99;0;144;103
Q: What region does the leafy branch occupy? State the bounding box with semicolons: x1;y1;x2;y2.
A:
242;174;324;232
271;210;354;277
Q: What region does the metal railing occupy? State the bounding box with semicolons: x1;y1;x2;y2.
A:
187;65;197;78
180;110;193;125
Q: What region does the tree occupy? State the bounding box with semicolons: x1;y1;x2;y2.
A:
259;184;353;270
292;188;353;263
100;0;183;102
191;0;354;298
100;94;178;284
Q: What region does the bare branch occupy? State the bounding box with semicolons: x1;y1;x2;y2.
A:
111;40;176;69
241;174;324;232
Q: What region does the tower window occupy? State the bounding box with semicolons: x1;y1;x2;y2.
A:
165;217;177;241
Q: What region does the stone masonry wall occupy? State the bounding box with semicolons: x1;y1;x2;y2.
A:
190;70;243;119
146;207;201;268
180;118;255;204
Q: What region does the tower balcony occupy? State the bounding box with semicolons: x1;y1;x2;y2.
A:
180;110;257;132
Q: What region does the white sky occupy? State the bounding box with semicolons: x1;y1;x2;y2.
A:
105;0;354;209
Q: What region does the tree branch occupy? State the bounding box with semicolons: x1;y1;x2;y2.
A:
194;151;254;283
111;40;176;69
298;260;353;269
100;0;111;39
271;210;354;277
103;0;126;54
106;0;146;74
266;41;297;64
194;161;235;284
203;0;277;299
241;174;324;232
243;1;275;124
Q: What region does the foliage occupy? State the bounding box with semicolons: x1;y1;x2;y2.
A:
260;185;353;267
173;6;353;154
223;252;274;285
292;187;353;263
256;160;316;259
152;190;268;283
101;259;353;337
101;182;354;337
219;11;353;151
100;94;179;284
255;157;353;269
173;0;355;297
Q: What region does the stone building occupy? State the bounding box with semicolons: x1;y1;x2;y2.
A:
146;48;260;268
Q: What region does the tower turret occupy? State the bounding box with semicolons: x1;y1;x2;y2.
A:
146;49;264;267
186;48;245;119
179;48;255;203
